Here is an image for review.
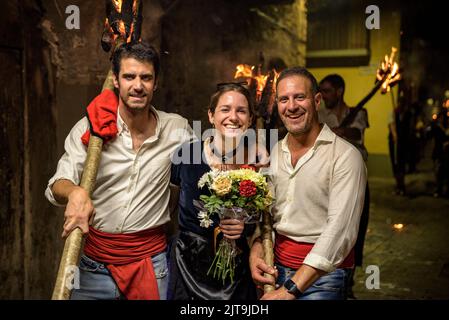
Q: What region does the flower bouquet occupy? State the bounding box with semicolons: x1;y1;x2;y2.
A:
195;166;273;284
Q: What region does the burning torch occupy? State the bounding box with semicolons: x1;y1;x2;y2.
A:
234;57;279;293
339;47;401;128
234;56;279;131
52;0;143;300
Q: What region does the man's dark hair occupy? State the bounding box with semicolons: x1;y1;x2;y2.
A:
319;74;345;95
112;42;160;79
276;67;319;95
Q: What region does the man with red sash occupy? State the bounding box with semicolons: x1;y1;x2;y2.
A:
249;67;366;300
45;42;193;300
319;74;371;299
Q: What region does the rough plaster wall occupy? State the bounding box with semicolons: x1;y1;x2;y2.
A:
0;50;25;299
0;0;58;299
22;0;60;299
250;0;307;68
0;0;26;300
156;0;307;127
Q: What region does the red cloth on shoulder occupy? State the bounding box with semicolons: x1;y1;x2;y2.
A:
81;89;119;146
83;226;167;300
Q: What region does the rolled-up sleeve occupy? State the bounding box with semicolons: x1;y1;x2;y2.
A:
303;146;367;272
45;118;89;206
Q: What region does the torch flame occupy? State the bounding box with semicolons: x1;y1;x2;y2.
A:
234;64;254;79
234;64;280;103
254;74;268;100
113;0;122;13
102;0;141;50
128;23;134;43
272;69;280;90
119;21;126;36
377;47;401;94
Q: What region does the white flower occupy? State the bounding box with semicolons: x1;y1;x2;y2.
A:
198;211;208;219
199;217;214;228
198;173;209;189
210;169;222;180
198;211;214;228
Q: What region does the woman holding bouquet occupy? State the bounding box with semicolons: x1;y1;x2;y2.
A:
168;83;266;300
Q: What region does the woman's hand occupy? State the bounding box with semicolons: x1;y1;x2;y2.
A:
219;218;245;240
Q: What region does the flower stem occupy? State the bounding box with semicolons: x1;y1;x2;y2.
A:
207;238;237;284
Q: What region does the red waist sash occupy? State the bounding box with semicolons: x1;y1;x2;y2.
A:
84;226;166;300
275;233;354;270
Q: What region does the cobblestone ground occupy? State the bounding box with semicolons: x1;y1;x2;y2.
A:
353;156;449;299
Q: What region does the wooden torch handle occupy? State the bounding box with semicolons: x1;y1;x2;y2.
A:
262;211;275;293
51;69;116;300
51;135;104;300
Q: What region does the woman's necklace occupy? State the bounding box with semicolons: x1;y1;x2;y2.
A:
209;135;241;163
210;142;239;163
207;137;243;171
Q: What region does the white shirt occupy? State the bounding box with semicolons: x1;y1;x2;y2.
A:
266;124;366;272
45;107;193;234
318;106;369;161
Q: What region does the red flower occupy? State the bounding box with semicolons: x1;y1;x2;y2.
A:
239;180;257;197
240;165;256;171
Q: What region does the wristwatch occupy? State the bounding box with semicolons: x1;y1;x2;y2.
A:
283;279;303;298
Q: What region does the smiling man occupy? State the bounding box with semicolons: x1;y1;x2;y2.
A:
45;42;193;300
249;67;367;300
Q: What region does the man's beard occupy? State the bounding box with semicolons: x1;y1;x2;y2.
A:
122;94;149;112
282;108;314;136
285;119;312;136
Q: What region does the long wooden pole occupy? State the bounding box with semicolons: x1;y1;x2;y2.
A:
261;211;275;293
338;79;384;128
255;81;276;294
51;70;116;300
